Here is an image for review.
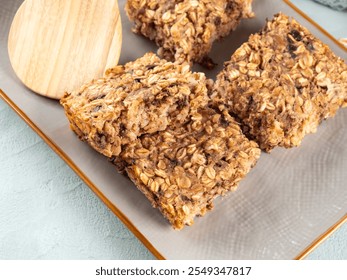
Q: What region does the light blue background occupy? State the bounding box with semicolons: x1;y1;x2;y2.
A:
291;0;347;39
0;0;346;259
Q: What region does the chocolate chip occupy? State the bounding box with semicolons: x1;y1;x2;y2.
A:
170;159;178;167
247;96;254;109
226;2;235;13
177;97;188;110
220;116;230;127
287;34;297;58
290;29;302;41
288;43;297;52
119;123;126;135
296;85;303;93
214;16;221;26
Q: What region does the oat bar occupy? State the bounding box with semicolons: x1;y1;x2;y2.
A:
125;0;254;65
61;52;260;229
113;108;260;229
212;13;347;151
61;53;210;157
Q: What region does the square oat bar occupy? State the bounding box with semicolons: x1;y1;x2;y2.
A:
125;0;254;65
114;108;260;229
212;13;347;151
61;52;260;229
61;53;210;158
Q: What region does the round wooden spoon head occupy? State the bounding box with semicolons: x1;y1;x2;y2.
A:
8;0;122;99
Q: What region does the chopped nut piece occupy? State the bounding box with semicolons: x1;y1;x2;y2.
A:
212;13;347;152
125;0;254;65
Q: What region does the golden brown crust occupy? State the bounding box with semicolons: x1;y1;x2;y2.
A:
212;13;347;151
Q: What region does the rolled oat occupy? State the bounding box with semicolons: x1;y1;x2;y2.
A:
212;13;347;151
61;52;260;229
125;0;254;66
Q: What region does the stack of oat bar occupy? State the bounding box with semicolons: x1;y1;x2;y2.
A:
61;0;347;229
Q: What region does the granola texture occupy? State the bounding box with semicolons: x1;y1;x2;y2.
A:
212;13;347;152
113;108;260;229
61;53;209;158
125;0;254;65
61;52;260;229
114;108;260;229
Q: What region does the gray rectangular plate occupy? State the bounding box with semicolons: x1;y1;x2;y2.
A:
0;0;346;259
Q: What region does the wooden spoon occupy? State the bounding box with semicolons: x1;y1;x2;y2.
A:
8;0;122;99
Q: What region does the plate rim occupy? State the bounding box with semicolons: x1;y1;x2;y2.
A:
285;0;347;53
1;0;346;260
